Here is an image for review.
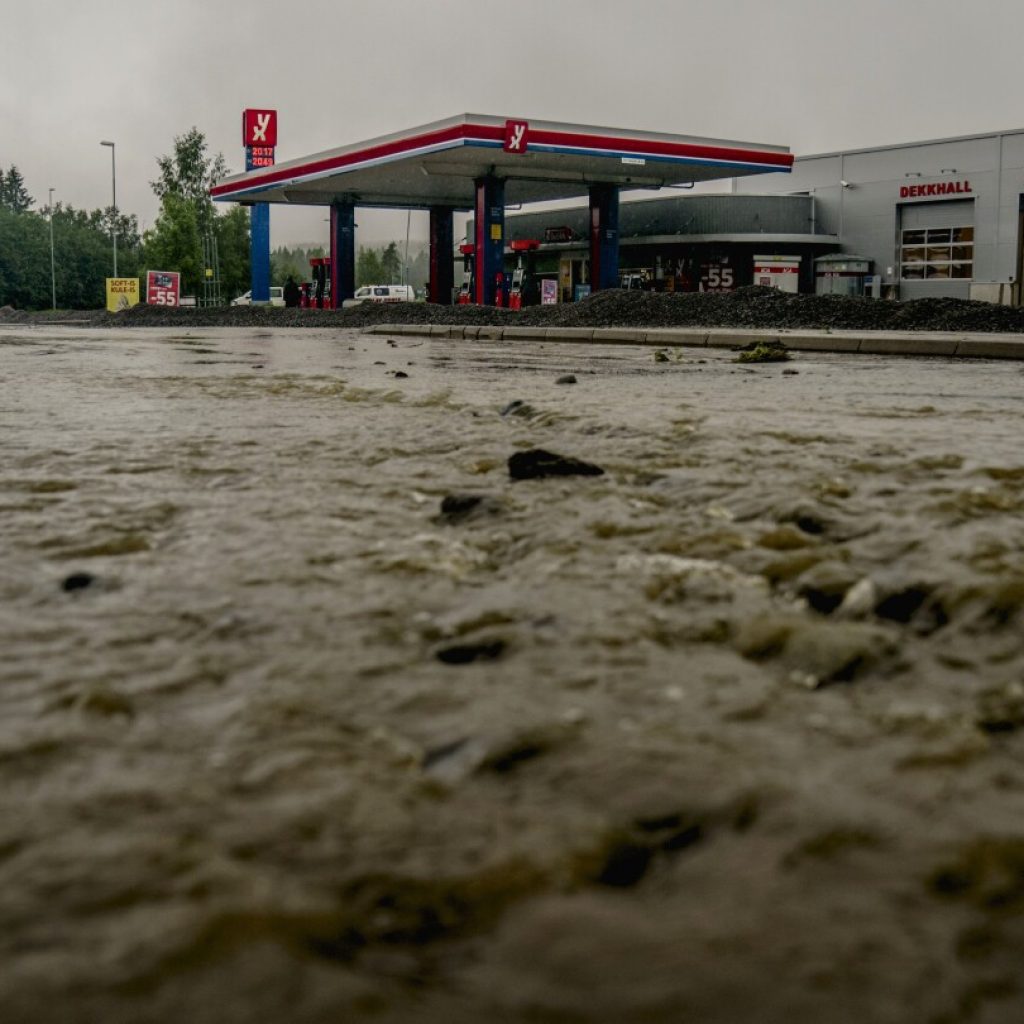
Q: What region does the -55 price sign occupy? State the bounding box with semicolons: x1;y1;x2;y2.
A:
147;270;181;306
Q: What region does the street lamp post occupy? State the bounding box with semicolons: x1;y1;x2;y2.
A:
48;187;56;310
100;140;117;277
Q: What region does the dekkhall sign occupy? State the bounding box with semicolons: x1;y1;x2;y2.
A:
899;180;973;199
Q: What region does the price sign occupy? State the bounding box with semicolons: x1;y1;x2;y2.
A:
146;270;181;306
699;261;735;293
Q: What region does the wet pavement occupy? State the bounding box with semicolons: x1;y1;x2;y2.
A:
2;325;1024;1023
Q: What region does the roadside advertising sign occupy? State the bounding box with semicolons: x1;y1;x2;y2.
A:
105;278;140;312
146;270;181;306
541;279;558;305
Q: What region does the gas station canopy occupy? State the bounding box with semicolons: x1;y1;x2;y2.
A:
210;113;793;210
212;113;792;308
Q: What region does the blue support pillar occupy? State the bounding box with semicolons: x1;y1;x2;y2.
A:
428;207;454;304
250;203;271;303
473;176;505;306
329;201;355;309
588;184;620;292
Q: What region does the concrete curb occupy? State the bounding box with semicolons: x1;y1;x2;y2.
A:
365;323;1024;360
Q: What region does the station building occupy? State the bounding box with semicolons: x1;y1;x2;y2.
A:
500;193;839;302
503;127;1024;304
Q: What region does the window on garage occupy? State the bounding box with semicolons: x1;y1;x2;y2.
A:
898;200;974;281
900;226;973;279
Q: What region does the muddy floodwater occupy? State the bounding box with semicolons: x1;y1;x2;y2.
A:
3;325;1024;1024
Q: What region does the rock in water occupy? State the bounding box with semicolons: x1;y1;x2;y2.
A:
508;449;605;480
62;572;96;592
437;493;503;524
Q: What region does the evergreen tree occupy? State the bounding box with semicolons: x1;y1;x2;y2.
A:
380;242;403;283
271;245;306;287
356;246;384;287
215;206;251;301
1;165;33;213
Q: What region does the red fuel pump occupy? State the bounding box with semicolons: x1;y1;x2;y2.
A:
508;239;541;310
309;257;332;309
457;244;475;304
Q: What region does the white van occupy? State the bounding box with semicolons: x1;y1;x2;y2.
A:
231;287;285;307
342;284;416;308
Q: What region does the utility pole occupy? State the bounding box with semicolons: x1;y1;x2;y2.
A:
100;140;117;276
48;187;56;309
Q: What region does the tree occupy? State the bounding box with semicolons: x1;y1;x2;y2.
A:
406;245;429;292
356;246;384;287
143;194;202;295
151;128;229;234
380;242;403;283
146;128;243;301
0;206;48;305
56;205;136;308
271;245;306;287
0;165;33;213
215;205;250;301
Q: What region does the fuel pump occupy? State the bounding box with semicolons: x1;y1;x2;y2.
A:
508;239;540;310
309;257;331;309
457;244;475;304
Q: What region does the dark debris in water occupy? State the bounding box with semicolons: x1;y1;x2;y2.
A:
736;339;790;364
508;449;605;480
61;571;96;592
436;493;503;525
435;638;507;665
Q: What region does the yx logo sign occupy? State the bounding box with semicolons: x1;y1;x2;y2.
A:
503;120;529;153
243;109;278;148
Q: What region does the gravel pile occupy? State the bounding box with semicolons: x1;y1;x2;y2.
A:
6;286;1024;333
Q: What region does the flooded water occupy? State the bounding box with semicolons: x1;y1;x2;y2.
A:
3;325;1024;1023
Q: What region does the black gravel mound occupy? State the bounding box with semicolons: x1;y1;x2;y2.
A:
5;286;1024;333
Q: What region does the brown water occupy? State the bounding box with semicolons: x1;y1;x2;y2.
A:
3;325;1024;1023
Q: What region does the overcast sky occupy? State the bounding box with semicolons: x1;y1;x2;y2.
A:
6;0;1024;247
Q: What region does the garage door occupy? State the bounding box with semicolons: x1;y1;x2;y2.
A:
898;199;975;298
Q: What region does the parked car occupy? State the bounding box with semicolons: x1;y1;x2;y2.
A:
342;284;416;308
231;287;285;307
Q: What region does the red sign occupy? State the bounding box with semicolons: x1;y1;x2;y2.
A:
246;146;276;169
146;270;181;307
243;109;277;147
544;225;574;243
504;119;529;153
899;180;972;199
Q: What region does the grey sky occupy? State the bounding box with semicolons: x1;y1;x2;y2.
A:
6;0;1023;247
